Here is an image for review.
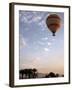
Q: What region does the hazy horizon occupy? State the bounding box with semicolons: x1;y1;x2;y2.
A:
19;10;64;75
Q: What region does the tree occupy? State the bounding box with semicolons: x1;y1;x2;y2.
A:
45;74;49;78
48;72;56;77
19;69;25;79
45;72;56;78
27;69;33;78
24;69;29;78
32;68;37;78
56;73;59;77
19;68;38;79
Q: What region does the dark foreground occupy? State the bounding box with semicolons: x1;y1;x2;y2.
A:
19;68;64;79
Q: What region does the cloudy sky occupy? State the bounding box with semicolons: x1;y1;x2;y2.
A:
19;10;64;74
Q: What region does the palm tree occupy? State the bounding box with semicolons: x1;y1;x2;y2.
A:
19;69;25;79
19;68;38;79
27;69;33;78
24;69;29;78
32;68;37;78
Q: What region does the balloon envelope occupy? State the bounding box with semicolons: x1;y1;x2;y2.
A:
46;14;61;36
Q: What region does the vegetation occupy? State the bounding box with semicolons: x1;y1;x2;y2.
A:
19;68;37;79
19;69;64;79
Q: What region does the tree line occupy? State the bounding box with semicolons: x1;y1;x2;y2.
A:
19;68;37;79
19;68;64;79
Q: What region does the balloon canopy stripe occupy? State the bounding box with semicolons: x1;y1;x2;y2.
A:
46;18;60;25
48;24;60;28
48;14;61;20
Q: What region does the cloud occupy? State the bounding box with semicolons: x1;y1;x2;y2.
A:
44;48;49;51
25;27;29;31
19;35;27;49
19;11;44;24
20;16;29;23
35;57;41;61
52;38;55;41
38;20;45;25
20;56;42;69
38;41;45;45
31;16;42;22
19;11;32;24
38;18;47;27
41;37;48;40
47;42;51;46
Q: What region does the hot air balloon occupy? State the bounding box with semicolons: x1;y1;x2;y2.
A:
46;14;61;36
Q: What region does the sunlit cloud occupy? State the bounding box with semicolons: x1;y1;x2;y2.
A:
20;56;42;69
41;37;48;40
20;16;28;23
38;19;47;31
20;34;27;49
35;57;41;61
44;48;49;51
31;16;42;22
52;38;55;41
38;20;45;26
47;42;51;46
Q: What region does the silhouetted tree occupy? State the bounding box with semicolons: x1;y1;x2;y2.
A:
45;72;56;78
32;68;37;78
19;68;38;79
19;69;25;79
24;69;29;78
56;73;59;77
48;72;56;77
45;74;49;78
27;69;33;78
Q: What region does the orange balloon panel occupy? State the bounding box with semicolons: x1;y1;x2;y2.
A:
46;14;61;34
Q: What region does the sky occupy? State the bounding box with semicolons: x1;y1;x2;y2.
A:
19;10;64;74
